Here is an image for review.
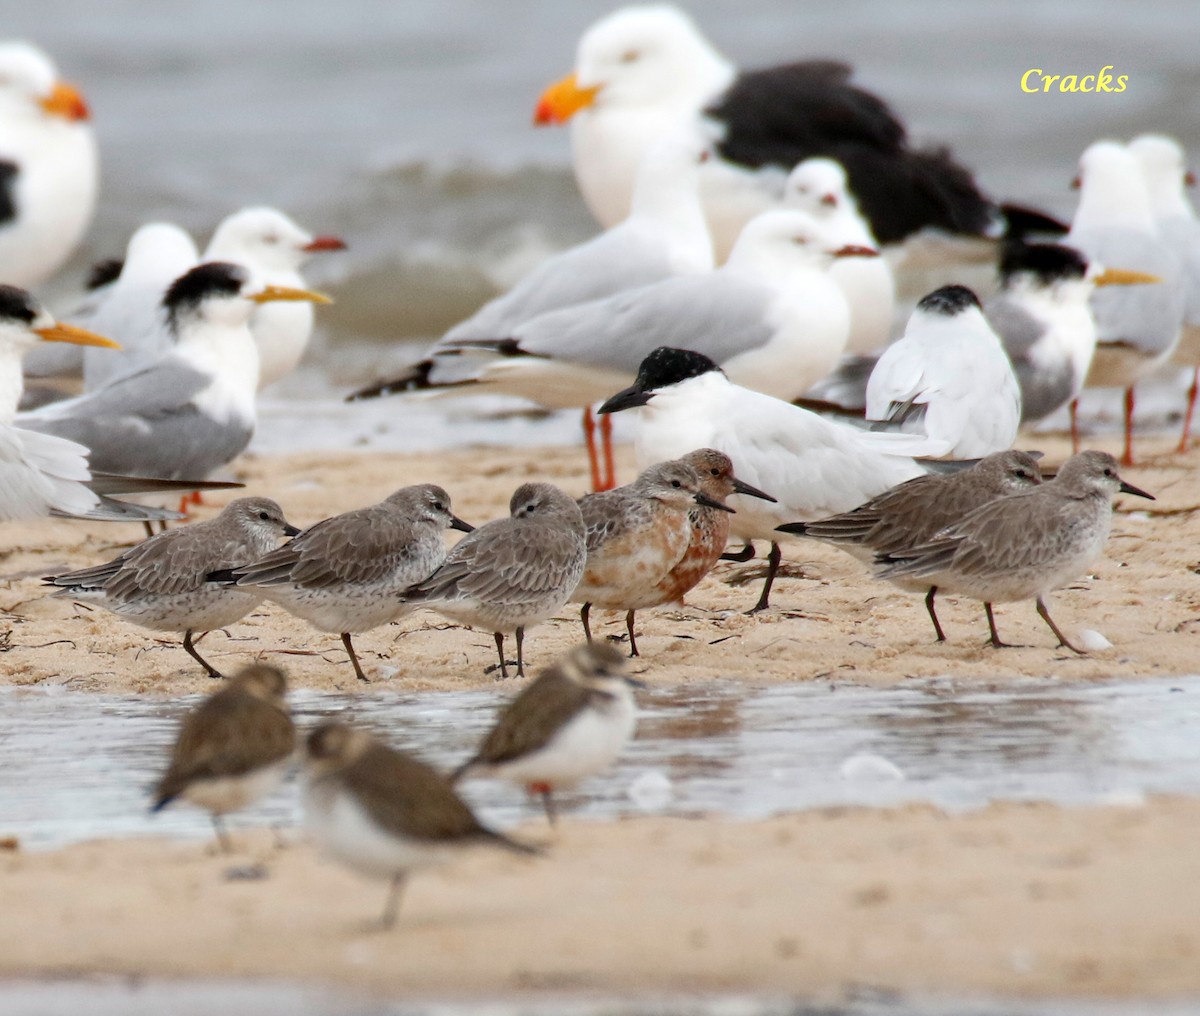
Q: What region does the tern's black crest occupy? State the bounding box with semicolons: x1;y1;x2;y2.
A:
0;159;17;226
634;347;723;392
999;241;1088;288
916;284;981;316
164;261;249;331
0;284;38;325
86;257;125;291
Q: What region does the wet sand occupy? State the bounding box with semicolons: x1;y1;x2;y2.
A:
3;432;1200;1002
1;432;1197;695
4;800;1200;1000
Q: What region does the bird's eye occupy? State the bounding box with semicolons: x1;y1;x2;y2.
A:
709;468;720;477
264;234;279;245
697;150;710;164
671;480;682;488
620;49;640;63
258;511;270;521
1104;468;1116;477
432;501;444;512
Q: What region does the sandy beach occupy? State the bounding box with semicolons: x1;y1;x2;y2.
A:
3;431;1200;1004
2;432;1198;695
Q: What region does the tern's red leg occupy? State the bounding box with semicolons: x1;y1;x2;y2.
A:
599;411;616;491
1179;368;1199;454
582;407;602;492
1122;386;1136;467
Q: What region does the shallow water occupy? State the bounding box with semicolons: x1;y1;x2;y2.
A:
2;675;1199;850
4;979;1200;1016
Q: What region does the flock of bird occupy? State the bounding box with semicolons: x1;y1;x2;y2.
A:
1;5;1195;926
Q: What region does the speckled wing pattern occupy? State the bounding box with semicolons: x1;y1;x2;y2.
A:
405;516;584;609
236;505;436;589
50;519;258;599
878;489;1091;581
579;490;653;553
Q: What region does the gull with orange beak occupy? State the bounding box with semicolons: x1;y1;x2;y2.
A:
0;41;97;288
396;209;873;491
19;262;331;484
533;5;1014;259
0;284;237;523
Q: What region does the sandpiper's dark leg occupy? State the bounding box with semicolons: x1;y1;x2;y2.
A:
183;630;222;678
514;626;526;677
625;609;639;657
748;542;782;614
581;602;593;643
342;632;370;683
493;631;508;680
925;586;946;642
721;541;755;563
142;520;155;539
381;872;407;929
211;814;233;854
1036;596;1085;654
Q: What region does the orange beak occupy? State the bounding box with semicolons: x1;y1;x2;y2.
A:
34;322;119;348
40;81;89;121
302;235;347;252
533;73;600;126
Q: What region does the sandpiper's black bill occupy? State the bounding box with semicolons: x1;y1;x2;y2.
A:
694;491;735;513
283;523;302;537
597;386;650;414
1118;479;1155;500
451;514;475;533
732;477;777;503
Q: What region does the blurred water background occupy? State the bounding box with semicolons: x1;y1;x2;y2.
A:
10;1;1200;449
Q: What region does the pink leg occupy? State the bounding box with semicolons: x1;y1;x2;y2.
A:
599;411;616;491
1121;386;1136;467
1179;367;1199;454
1069;398;1081;453
582;407;602;492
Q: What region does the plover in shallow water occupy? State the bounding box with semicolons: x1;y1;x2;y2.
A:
46;497;299;677
401;482;587;679
151;662;295;852
303;721;538;929
874;450;1153;652
229;484;472;683
454;642;640;825
778;450;1043;641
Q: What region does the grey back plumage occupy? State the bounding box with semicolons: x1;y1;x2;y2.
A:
796;450;1043;555
234;484;459;590
48;497;295;599
579;459;704;551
